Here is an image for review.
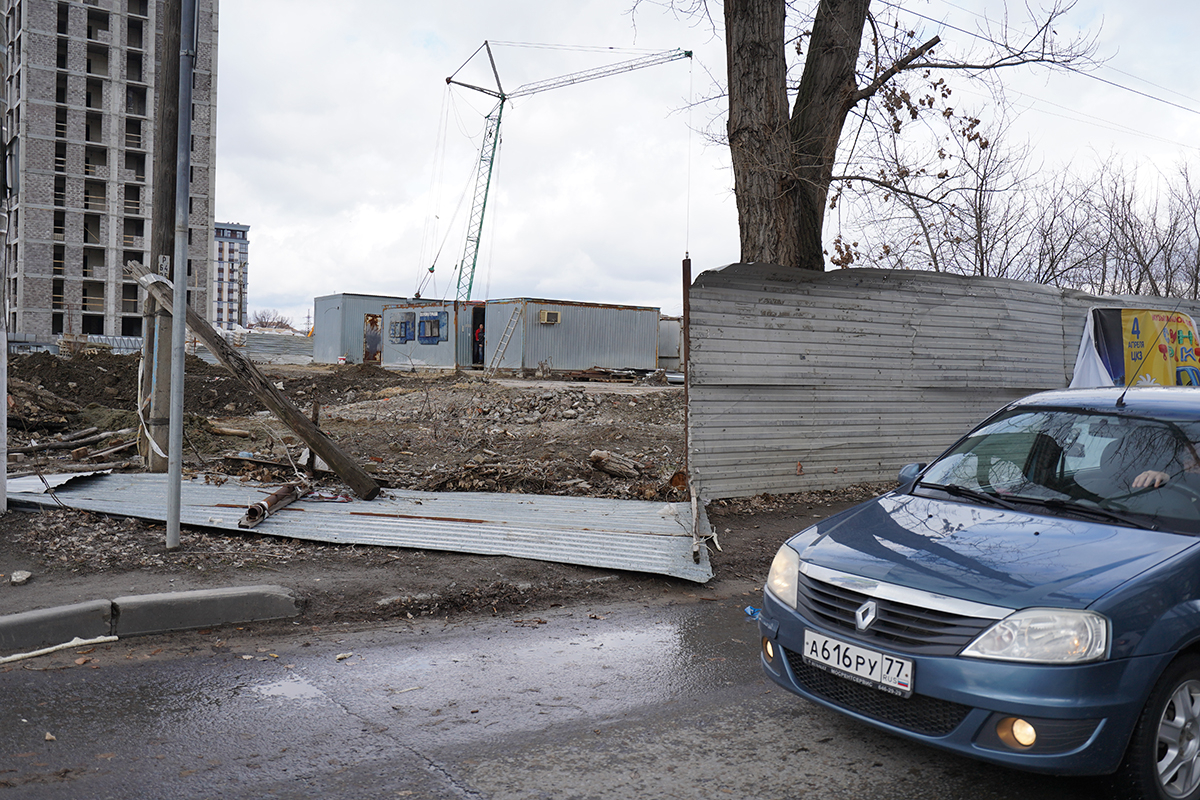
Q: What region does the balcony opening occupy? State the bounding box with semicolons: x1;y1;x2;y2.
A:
82;281;105;314
125;85;146;116
85;112;103;143
84;214;102;245
56;107;68;139
53;176;66;207
128;0;148;18
85;44;109;77
53;211;66;242
52;313;64;335
122;218;144;247
54;141;67;172
57;37;68;69
57;3;69;35
121;282;139;314
84;146;107;176
52;278;65;310
83;248;105;278
84;181;105;211
127;18;143;49
123;185;140;215
126;52;142;83
86;9;109;41
124;119;142;150
56;74;67;105
124;151;145;180
121;316;142;336
54;246;66;275
81;314;104;335
86;78;103;109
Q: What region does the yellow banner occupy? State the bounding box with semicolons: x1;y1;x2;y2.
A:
1123;309;1200;386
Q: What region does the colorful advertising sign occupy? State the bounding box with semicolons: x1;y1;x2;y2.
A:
1122;309;1199;387
1070;307;1200;388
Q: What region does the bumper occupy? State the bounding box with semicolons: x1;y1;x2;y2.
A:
758;590;1169;776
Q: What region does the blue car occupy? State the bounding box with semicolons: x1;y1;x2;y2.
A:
759;387;1200;800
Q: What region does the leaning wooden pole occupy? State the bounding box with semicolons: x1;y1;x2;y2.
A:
128;262;381;500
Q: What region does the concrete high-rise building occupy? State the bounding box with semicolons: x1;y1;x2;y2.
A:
3;0;218;340
212;221;246;329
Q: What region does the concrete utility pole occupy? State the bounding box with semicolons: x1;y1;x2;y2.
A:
165;0;198;549
138;0;182;472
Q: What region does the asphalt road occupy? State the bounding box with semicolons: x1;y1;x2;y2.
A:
1;594;1105;799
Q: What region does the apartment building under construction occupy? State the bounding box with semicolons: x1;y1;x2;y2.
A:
3;0;218;341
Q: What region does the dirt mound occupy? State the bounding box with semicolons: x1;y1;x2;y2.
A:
8;350;230;414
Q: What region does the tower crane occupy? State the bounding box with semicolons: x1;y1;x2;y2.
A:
444;42;692;302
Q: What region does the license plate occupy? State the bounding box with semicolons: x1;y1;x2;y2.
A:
802;630;914;697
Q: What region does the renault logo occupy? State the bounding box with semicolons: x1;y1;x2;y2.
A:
855;600;878;631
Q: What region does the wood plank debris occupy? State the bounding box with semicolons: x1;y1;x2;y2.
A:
128;260;381;500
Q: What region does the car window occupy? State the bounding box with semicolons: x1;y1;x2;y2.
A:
919;409;1200;533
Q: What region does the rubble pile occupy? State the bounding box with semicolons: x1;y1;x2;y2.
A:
7;352;688;503
5;507;413;574
327;384;682;428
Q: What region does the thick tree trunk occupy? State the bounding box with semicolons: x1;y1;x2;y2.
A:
725;0;870;271
724;0;795;266
788;0;871;270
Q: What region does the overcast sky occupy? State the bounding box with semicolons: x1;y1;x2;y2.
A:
213;1;1200;327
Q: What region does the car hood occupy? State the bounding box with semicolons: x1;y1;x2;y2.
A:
790;493;1200;609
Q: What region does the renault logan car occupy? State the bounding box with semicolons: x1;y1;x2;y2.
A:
758;387;1200;800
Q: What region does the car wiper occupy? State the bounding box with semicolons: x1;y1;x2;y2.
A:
918;482;1021;511
1014;496;1158;531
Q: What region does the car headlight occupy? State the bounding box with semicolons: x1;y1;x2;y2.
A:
766;545;799;609
961;608;1108;663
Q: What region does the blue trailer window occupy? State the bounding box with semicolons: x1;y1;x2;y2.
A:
389;312;416;344
417;312;449;345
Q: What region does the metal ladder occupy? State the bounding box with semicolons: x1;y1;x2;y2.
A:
483;307;521;379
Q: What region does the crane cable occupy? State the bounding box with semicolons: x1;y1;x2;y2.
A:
685;53;694;261
416;88;484;298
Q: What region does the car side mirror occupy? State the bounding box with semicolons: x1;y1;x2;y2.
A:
897;462;927;493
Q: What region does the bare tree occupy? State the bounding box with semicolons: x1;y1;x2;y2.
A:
1022;170;1102;289
642;0;1099;270
1170;164;1200;300
250;309;294;329
846;107;1038;279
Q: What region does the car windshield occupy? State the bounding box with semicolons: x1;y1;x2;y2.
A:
917;408;1200;534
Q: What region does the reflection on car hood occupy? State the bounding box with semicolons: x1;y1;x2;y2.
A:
791;494;1199;609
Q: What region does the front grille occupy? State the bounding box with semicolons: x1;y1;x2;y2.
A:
796;572;994;656
785;649;971;737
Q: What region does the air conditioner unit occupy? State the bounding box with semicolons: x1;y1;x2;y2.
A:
538;310;561;324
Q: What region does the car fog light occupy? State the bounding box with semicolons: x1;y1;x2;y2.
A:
997;717;1037;749
763;638;775;660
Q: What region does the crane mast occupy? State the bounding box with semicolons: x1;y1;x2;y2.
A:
445;42;692;302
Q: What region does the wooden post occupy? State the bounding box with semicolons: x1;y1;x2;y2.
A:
138;0;182;472
129;262;381;500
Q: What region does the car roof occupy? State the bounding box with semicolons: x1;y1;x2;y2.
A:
1010;387;1200;420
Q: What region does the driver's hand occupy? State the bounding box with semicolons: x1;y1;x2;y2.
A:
1132;470;1170;489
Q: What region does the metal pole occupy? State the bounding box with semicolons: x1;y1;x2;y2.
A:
166;0;198;549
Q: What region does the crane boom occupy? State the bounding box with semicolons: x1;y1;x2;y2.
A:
444;43;692;302
455;99;502;303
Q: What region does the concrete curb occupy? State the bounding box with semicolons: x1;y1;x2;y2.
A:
0;585;300;654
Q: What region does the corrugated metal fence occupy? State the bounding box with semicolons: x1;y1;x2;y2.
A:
192;331;313;365
687;264;1200;499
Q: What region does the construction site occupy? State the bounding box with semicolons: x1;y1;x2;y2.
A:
1;346;877;623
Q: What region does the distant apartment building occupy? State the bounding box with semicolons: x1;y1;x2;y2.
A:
212;221;246;329
2;0;219;340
